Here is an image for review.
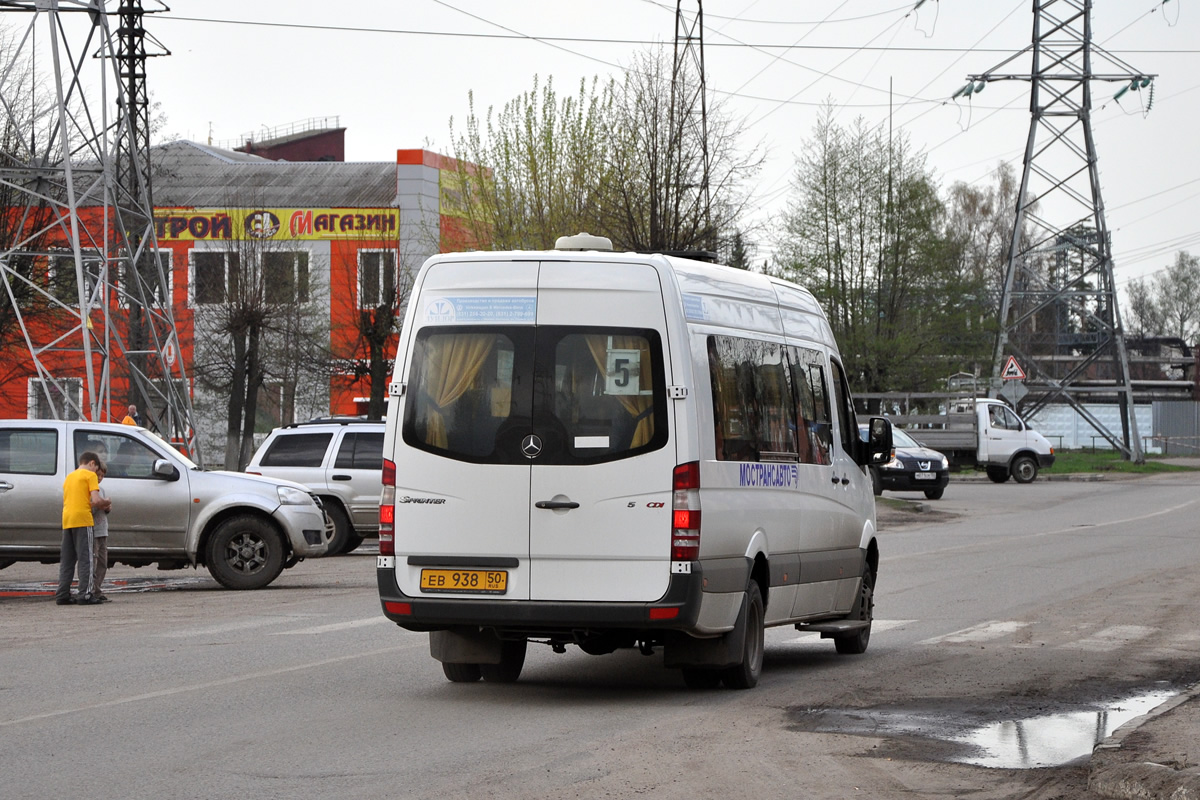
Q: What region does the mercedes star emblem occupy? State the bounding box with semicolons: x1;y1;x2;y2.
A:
521;434;543;458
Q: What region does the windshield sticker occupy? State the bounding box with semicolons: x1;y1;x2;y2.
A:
682;293;708;321
605;349;641;395
424;296;536;324
738;463;799;488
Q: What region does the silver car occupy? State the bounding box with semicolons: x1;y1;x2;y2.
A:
246;419;384;554
0;420;333;589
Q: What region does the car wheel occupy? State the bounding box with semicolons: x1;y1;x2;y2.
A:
681;668;723;689
924;487;944;500
340;533;365;554
721;581;764;689
834;565;874;655
480;639;527;683
206;515;285;590
870;466;883;496
1011;455;1039;484
0;558;15;570
323;503;353;555
986;466;1010;483
442;662;482;683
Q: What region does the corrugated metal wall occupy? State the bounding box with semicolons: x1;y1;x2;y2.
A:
1152;401;1200;455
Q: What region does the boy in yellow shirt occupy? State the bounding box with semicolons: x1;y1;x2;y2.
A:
55;451;110;605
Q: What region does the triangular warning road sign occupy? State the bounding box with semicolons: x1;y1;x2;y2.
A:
1001;356;1026;380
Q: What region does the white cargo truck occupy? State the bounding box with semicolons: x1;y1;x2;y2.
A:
376;233;894;689
889;397;1055;483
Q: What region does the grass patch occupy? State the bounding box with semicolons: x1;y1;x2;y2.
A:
1041;451;1197;475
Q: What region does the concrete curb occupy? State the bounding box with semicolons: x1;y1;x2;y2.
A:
1089;682;1200;800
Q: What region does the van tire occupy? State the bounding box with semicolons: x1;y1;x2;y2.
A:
206;515;285;590
442;662;482;683
1011;455;1038;484
924;487;944;500
480;639;527;683
986;466;1010;483
834;566;874;655
721;582;764;689
681;668;722;689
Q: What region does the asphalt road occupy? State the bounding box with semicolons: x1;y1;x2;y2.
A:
2;471;1198;799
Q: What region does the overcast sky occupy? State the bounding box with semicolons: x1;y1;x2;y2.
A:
37;1;1200;287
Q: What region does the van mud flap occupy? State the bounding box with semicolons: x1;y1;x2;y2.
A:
662;590;747;670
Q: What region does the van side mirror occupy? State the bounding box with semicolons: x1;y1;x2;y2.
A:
861;417;893;467
153;458;180;482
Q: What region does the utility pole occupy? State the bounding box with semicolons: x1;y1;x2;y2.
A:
0;1;200;459
961;0;1149;461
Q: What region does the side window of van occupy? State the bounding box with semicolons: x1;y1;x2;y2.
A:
829;359;860;458
708;336;797;462
260;433;333;468
787;346;832;465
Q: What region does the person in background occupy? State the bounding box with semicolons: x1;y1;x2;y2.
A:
55;451;109;605
91;464;112;603
120;404;140;426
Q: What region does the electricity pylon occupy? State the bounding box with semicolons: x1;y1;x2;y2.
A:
0;0;200;459
672;0;712;251
962;0;1149;461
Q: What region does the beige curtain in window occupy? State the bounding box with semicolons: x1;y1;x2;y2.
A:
585;335;655;448
423;334;496;448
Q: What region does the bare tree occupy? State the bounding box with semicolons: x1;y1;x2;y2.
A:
601;48;763;254
449;75;615;250
190;204;329;468
1125;251;1200;346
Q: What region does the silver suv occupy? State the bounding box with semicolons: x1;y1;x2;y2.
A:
247;419;383;554
0;420;333;589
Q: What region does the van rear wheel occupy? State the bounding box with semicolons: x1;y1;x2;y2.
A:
480;639;527;683
442;662;482;683
721;582;764;689
986;466;1009;483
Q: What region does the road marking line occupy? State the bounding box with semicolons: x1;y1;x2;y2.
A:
920;620;1030;645
0;643;424;728
157;618;304;638
1067;625;1156;651
273;617;393;635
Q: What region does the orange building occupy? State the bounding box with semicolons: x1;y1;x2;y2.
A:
0;140;485;461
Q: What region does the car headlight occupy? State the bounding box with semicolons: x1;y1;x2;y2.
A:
941;456;949;470
277;485;312;505
884;457;903;469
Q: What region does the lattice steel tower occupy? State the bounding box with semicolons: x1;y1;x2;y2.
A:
672;0;712;250
965;0;1150;461
0;0;199;458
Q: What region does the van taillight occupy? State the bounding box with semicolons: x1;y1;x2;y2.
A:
379;458;396;557
671;461;701;561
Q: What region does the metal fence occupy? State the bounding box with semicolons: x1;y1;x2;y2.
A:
1151;401;1200;455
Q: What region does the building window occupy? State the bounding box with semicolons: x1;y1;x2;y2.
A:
27;377;83;420
359;250;396;308
263;251;310;304
48;250;103;306
192;250;239;305
123;250;172;308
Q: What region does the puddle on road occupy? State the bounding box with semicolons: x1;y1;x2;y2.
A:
952;689;1175;768
789;686;1178;769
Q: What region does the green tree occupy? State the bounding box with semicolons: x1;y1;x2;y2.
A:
448;75;615;250
1126;251;1200;346
775;106;972;391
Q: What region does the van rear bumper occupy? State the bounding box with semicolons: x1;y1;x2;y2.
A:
377;565;704;633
